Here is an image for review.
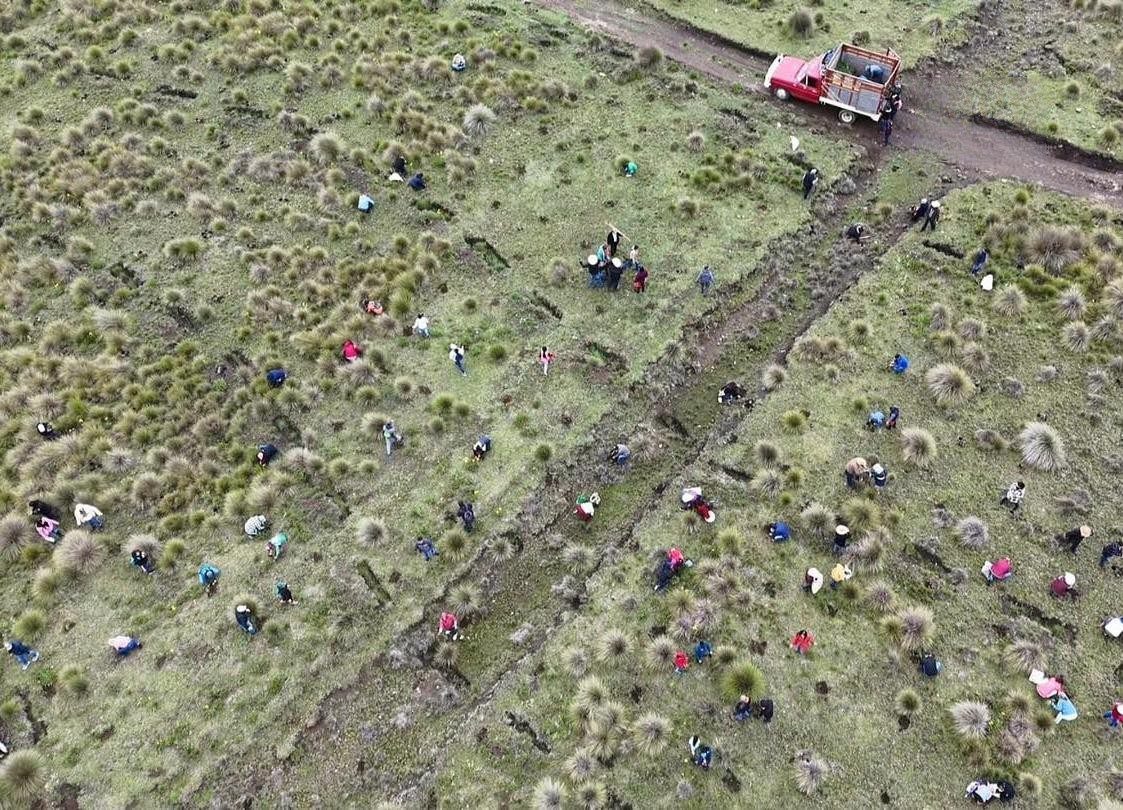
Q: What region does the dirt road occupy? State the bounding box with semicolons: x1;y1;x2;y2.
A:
534;0;1123;207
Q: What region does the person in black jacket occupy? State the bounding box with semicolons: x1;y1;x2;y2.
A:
1058;525;1092;554
802;168;819;199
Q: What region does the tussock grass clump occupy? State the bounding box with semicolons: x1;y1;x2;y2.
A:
357;517;389;545
1018;421;1065;471
1006;639;1046;672
566;748;596;783
635;46;663;68
632;713;670;755
900;428;936;468
949;701;990;739
1019;773;1043;799
532;776;566;810
311;131;343;163
993;285;1027;316
929;302;953;331
57;530;105;576
781;410;808;433
897;606;934;650
0;515;29;562
753;440;783;467
721;661;765;701
647;636;675;668
1063;321;1090;353
925;363;975;406
789;8;816;37
956;516;989;549
895;688;921;715
866;581;896;613
1;749;46;800
686;130;705;152
12;609;46;640
462;103;496;138
575;675;608;712
597;629;630;661
1057;286;1087;320
750;467;783;499
761;364;787;391
801;502;833;536
1029;225;1085;273
794;752;827;795
563;646;589;678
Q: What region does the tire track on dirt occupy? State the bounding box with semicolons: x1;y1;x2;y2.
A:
533;0;1123;207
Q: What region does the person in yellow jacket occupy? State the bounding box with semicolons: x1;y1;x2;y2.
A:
829;562;852;590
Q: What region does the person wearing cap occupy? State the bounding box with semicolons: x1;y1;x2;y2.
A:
234;604;259;636
832;524;851;554
257;443;278;466
1058;525;1092;554
921;199;942;231
844;457;869;489
803;567;824;595
919;652;942;677
870;463;888;492
574;493;600;523
108;635;142;657
910;197;930;223
1031;671;1066;699
733;695;753;721
1104;701;1123;727
768;521;791;543
829;563;852;589
982;556;1013;584
607;257;625;291
36;421;59;440
790;629;814;655
1104;616;1123;639
1050;572;1077;600
244;514;268;538
718;381;748;405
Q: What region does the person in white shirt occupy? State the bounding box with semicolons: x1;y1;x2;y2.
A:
413;314;430;338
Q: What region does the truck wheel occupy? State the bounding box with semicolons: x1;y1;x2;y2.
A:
774;88;789;101
837;110;856;124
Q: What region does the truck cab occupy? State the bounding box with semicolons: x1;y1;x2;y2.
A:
764;54;824;104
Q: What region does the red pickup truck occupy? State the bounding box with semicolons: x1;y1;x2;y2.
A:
765;43;901;124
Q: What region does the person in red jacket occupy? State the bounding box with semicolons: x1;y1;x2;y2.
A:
342;340;362;362
633;265;648;293
438;612;462;641
673;650;689;674
1050;572;1077;600
790;629;815;655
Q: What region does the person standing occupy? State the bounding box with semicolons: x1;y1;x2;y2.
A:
449;344;467;376
999;481;1025;514
802;168;819;200
879;115;893;146
697;265;715;295
413;314;430;338
921;200;942;231
633;264;648;293
538;346;554;376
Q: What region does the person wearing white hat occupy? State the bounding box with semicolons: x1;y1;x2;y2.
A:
607;256;625;291
1104;617;1123;639
832;524;850;554
1050;572;1077;600
871;463;888;491
921;199;941;231
1059;524;1093;554
979;273;994;291
803;567;824;595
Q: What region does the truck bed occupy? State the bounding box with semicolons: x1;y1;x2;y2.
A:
821;44;900;115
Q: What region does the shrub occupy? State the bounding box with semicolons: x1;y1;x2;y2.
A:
1063;321;1090;353
993;285;1027;316
720;661;765;701
866;581;896;613
1029;225;1085;273
750;468;783;499
794;752;827;795
1007;639;1045;672
897;606;933;650
532;777;566;810
356;517;388;545
534;444;552;462
12;609;46;640
57;530;105;576
761;364;787;390
635;46;663;68
597;629;630;661
895;688;921;715
0;515;28;562
1057;286;1087;320
801;502;833;536
1;749;46;800
781;410;807;432
956;516;989;549
310;131;343;163
925;363;975;406
462;103;496;137
632;713;670;755
1019;421;1065;471
900;428;936;468
789;8;816;37
676;196;699;218
950;701;990;739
